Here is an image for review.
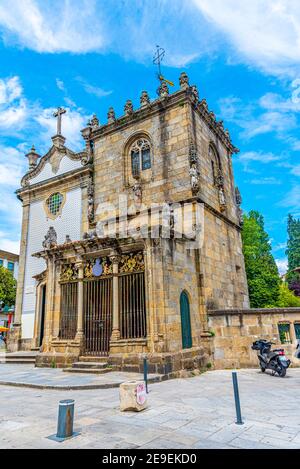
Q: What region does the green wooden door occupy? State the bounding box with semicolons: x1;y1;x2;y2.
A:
295;323;300;340
180;291;192;349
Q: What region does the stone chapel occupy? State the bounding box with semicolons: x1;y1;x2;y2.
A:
8;72;250;374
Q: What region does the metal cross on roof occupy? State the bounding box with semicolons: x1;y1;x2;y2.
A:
152;45;174;87
53;107;66;135
153;45;165;82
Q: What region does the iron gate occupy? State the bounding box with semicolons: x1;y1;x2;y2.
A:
83;277;113;356
59;282;78;339
119;272;146;339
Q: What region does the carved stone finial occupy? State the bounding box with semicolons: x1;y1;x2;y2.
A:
235;187;242;206
107;107;116;124
217;120;224;131
157;81;169;97
209;111;216;121
190;85;199;102
200;98;208;111
26;145;40;170
140;90;150;107
90;114;99;128
124;100;134;116
225;129;231;140
42;227;57;249
179;72;189;89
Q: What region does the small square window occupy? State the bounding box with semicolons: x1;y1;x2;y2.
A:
0;260;3;266
295;323;300;340
278;323;291;344
7;262;14;272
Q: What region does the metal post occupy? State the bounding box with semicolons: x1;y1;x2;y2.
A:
143;357;148;393
232;372;243;425
56;399;75;439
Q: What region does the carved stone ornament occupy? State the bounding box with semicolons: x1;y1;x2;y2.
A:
119;252;145;273
87;179;94;224
179;72;189;89
42;226;57;249
215;168;224;188
235;187;243;225
189;142;198;165
60;263;79;282
157;81;169;97
140;90;150;107
189;164;200;195
64;234;72;244
124;100;134;116
107;107;116;124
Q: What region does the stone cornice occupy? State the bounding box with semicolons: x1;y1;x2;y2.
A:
16;164;92;198
21;144;87;188
82;87;238;155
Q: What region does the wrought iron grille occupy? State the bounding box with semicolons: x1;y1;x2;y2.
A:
119;272;146;339
84;278;113;356
59;282;78;339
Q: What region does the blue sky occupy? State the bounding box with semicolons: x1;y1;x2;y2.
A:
0;0;300;274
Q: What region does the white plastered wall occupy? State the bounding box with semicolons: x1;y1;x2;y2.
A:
21;187;82;339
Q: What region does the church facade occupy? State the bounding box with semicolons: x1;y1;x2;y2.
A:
9;73;249;374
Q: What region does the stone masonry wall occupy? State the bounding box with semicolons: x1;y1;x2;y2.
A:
208;308;300;369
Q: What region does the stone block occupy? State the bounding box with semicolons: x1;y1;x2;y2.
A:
119;381;148;412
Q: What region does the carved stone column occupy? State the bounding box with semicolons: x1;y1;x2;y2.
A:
75;261;85;344
110;255;121;341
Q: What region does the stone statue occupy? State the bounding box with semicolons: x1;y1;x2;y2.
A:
140;90;150;107
87;180;94;223
189;164;200;195
64;235;72;244
190;85;199;102
235;187;243;225
133;182;142;205
42;227;57;249
179;72;189;89
219;187;226;210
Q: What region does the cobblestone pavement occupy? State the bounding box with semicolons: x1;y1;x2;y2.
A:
0;368;300;449
0;363;160;389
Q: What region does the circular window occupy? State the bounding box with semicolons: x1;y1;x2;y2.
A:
46;192;64;217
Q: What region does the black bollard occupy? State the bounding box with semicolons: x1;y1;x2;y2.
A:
56;399;75;439
232;372;243;425
143;357;148;393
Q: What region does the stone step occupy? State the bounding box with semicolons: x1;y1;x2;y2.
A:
62;367;113;374
78;356;108;363
72;361;108;370
3;358;36;364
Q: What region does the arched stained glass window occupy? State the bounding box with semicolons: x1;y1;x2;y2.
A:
130;138;151;177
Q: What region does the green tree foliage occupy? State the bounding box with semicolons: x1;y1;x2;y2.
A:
242;211;280;308
277;282;300;307
286;214;300;296
0;266;17;307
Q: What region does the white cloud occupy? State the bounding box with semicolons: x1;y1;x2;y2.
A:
0;76;27;132
250;177;282;185
0;0;105;53
76;77;112;99
276;258;288;276
193;0;300;76
279;185;300;210
219;95;297;140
